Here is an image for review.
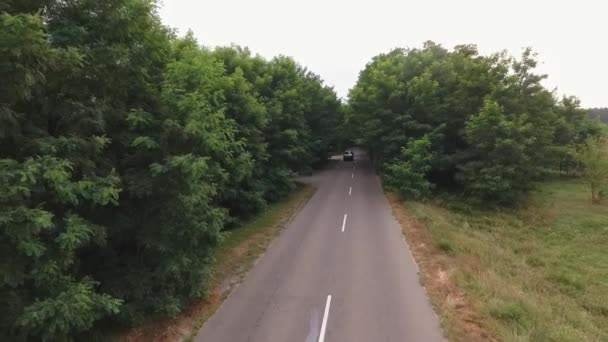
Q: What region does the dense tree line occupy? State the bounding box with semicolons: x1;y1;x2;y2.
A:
0;0;342;339
348;42;605;204
589;107;608;123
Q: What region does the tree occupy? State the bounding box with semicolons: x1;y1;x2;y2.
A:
0;8;123;340
458;100;536;204
349;42;604;204
348;43;503;181
384;135;436;199
574;137;608;203
553;97;604;174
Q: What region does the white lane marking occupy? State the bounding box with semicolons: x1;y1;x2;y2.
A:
341;214;347;232
351;173;354;179
318;295;332;342
349;186;352;196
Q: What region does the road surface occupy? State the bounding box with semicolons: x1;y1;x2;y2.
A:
196;149;445;342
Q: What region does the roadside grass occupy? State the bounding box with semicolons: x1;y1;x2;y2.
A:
120;183;315;342
390;178;608;342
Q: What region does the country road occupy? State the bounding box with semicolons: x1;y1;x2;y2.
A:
196;149;445;342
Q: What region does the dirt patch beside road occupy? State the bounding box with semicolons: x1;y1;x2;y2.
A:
387;193;496;342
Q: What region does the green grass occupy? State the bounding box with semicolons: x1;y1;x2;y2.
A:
405;179;608;342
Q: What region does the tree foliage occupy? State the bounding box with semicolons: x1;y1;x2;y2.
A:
1;1;342;339
574;137;608;203
384;135;435;199
349;42;605;203
459;100;537;203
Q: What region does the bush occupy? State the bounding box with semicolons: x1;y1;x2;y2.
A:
384;135;435;199
573;136;608;203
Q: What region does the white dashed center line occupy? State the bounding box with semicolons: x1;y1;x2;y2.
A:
318;295;332;342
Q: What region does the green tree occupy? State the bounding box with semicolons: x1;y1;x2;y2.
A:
349;42;603;204
574;137;608;203
553;96;604;174
384;135;436;199
0;9;122;340
348;42;502;179
458;100;536;204
1;1;343;338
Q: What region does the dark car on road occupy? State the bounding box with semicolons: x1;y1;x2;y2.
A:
343;149;354;161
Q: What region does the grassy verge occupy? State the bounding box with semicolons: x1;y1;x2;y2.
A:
388;178;608;342
121;183;315;342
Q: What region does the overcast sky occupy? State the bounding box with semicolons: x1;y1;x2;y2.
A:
158;0;606;107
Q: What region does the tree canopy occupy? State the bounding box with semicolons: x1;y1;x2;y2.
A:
0;1;342;339
348;42;605;203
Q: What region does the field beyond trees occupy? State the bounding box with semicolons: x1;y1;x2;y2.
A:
392;179;608;341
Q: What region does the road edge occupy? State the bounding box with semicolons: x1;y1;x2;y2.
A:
386;193;496;342
119;184;317;342
185;183;317;342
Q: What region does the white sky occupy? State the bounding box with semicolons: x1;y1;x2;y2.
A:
158;0;606;107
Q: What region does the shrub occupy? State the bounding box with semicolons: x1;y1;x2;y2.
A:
384;135;436;199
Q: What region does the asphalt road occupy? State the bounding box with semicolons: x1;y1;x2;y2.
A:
196;149;445;342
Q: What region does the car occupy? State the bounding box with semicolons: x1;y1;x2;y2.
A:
343;149;354;161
